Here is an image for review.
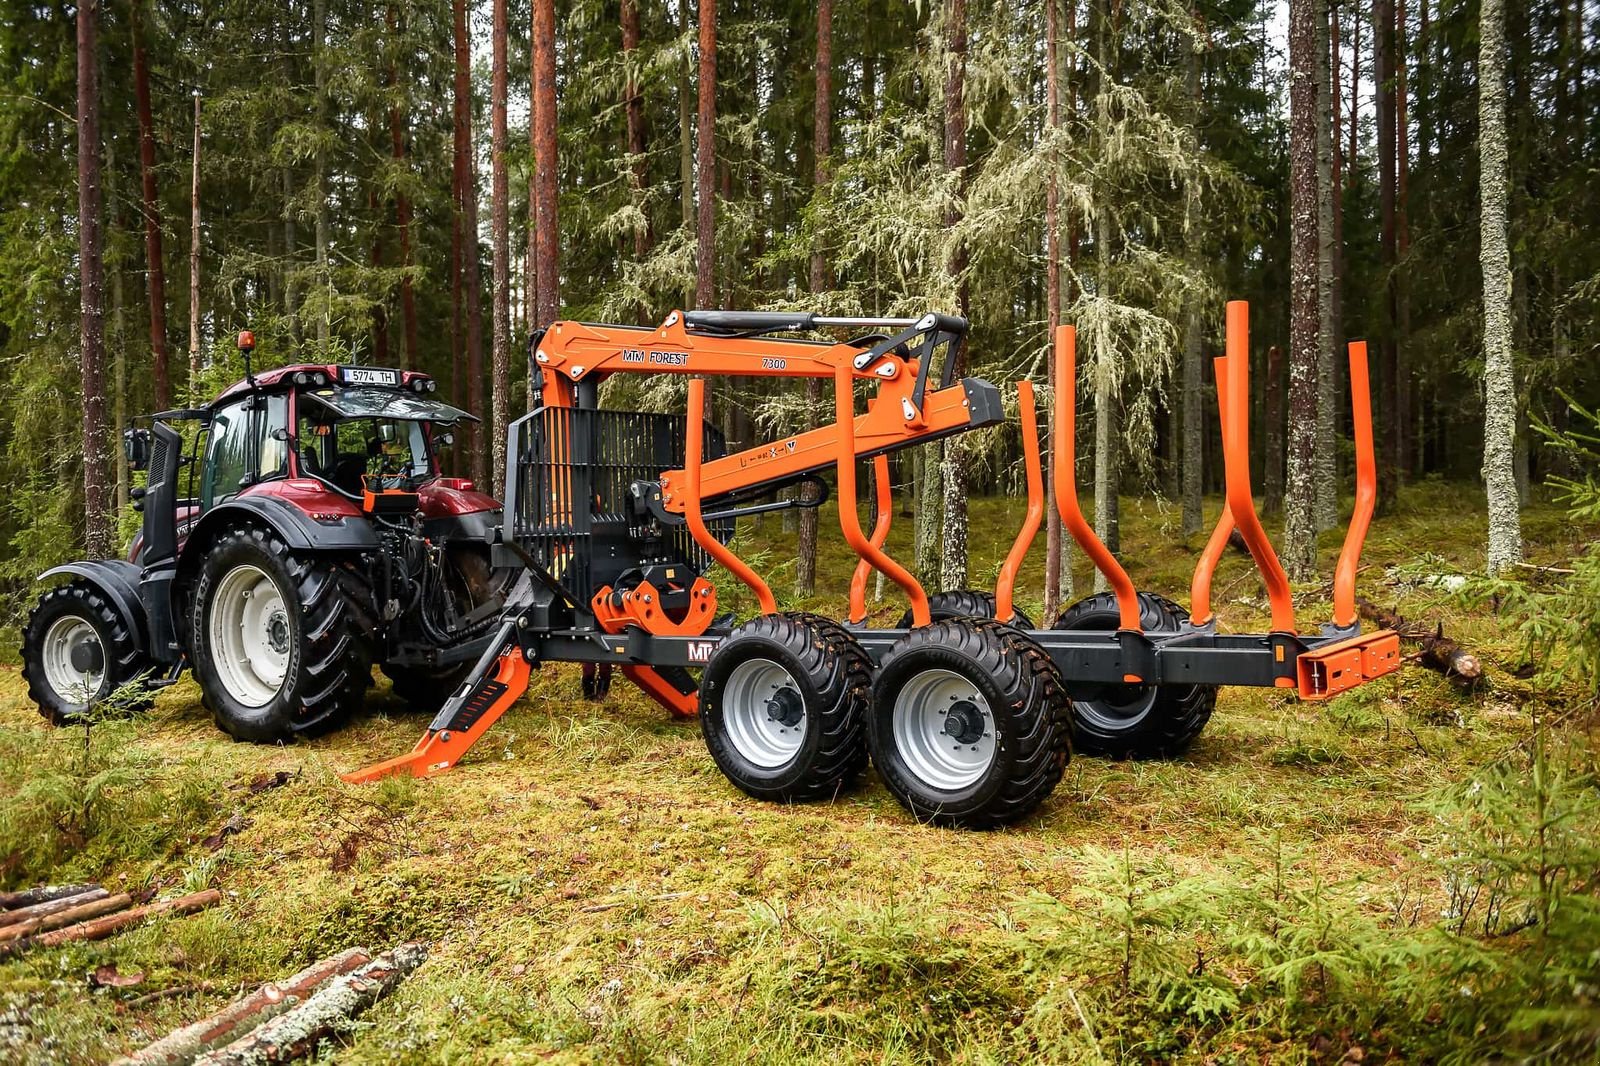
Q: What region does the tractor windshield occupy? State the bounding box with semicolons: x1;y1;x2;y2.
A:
295;386;477;496
297;386;477;424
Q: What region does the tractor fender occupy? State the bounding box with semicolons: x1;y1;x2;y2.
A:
179;495;380;569
37;560;150;655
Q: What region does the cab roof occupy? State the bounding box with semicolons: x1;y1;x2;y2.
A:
211;364;437;406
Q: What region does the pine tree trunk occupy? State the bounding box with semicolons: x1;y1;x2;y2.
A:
188;93;202;400
533;0;559;331
466;138;486;487
1477;0;1522;574
283;165;300;349
451;0;485;486
1374;0;1399;513
451;0;467;425
1331;1;1344;378
131;0;169;409
1284;0;1321;581
1091;0;1118;572
1314;0;1339;531
939;0;969;593
678;0;694;240
695;0;717;310
1264;344;1285;513
490;0;511;496
1179;15;1204;540
914;441;942;586
796;0;832;598
1044;0;1066;618
313;0;330;352
108;139;128;512
1396;0;1412;476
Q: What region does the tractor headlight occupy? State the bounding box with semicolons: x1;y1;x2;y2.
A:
294;372;309;385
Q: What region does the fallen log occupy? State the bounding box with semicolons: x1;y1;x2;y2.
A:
0;892;131;943
113;947;372;1066
192;943;428;1066
28;889;221;950
0;883;101;910
0;888;110;928
1358;598;1484;688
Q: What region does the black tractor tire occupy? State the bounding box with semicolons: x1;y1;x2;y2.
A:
699;612;872;804
896;590;1035;630
189;525;376;743
1052;591;1217;760
382;663;472;715
21;580;155;725
869;619;1071;829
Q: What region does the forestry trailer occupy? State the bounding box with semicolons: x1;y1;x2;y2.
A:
22;302;1399;829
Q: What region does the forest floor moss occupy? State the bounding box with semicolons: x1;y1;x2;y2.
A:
0;482;1594;1063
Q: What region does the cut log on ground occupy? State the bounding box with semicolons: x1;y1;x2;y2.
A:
0;892;130;943
1358;598;1485;688
113;947;372;1066
0;887;109;928
0;883;100;910
192;943;428;1066
24;889;221;951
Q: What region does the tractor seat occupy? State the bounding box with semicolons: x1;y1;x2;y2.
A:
330;454;368;496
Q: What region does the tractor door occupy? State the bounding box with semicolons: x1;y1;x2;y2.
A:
199;394;289;511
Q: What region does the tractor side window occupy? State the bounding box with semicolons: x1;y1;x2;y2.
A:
201;400;252;510
257;394;289;479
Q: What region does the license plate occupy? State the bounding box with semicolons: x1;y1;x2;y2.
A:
339;366;401;386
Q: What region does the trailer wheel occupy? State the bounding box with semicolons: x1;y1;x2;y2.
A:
190;525;375;742
699;613;871;803
1052;591;1216;759
21;580;154;724
869;619;1070;829
896;590;1035;629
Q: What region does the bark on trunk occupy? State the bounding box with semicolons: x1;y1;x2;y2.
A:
695;0;717;309
1284;0;1321;581
622;0;649;262
28;890;218;950
190;944;426;1066
1045;0;1067;618
1264;344;1285;514
678;0;694;237
189;94;202;398
796;0;832;598
1374;0;1399;513
387;7;419;370
1478;0;1522;573
77;0;112;558
313;0;330;352
112;948;371;1066
0;884;100;910
1179;15;1204;540
0;893;130;945
0;889;109;929
131;0;169;408
491;0;511;496
451;0;470;423
533;0;559;329
939;0;969;592
1314;0;1339;532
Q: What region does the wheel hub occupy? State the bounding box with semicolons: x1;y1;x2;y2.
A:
765;687;803;728
266;611;290;656
943;699;986;744
68;636;105;675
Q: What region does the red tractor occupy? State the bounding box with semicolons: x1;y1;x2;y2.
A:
21;334;512;742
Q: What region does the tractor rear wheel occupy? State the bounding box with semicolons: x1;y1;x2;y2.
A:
869;619;1070;829
21;580;154;724
190;525;375;742
1052;591;1216;759
699;613;871;803
896;590;1035;629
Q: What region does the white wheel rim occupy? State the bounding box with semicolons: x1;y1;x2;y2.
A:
722;657;807;769
891;668;996;791
208;563;292;708
41;615;105;705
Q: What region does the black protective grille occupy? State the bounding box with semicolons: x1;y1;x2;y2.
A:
508;407;730;604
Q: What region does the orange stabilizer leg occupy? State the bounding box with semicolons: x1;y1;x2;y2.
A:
835;364;930;626
1052;326;1141;633
995;381;1044;624
1219;302;1296;637
848;454;894;624
1189;356;1236;627
623;665;699;718
342;641;534;783
1332;341;1376;629
685;378;778;615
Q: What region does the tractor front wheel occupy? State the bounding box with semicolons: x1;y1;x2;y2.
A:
869;619;1070;829
190;526;375;742
699;613;872;803
21;580;154;724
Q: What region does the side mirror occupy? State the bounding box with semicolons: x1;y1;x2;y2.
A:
435;429;455;448
123;428;151;471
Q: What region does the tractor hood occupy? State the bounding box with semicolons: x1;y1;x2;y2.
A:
299;386;480;424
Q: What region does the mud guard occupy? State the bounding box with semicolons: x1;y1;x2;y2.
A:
37;560;149;657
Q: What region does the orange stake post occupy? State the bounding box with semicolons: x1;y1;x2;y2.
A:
1332;341;1376;628
685;378;778;615
1052;326;1142;632
834;365;929;626
847;454;894;624
1189;356;1236;626
1219;302;1296;636
994;381;1044;624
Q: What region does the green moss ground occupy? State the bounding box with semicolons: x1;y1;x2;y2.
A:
0;483;1593;1063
